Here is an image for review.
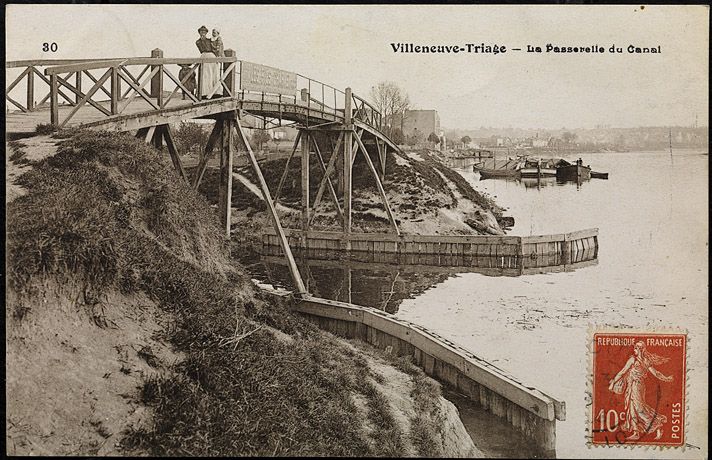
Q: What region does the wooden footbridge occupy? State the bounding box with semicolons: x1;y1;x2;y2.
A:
7;51;585;453
6;49;408;295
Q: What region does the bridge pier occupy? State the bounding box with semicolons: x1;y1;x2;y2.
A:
301;129;310;247
232;113;307;294
219;118;235;236
343;89;353;250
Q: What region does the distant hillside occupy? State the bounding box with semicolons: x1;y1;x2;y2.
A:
445;126;708;151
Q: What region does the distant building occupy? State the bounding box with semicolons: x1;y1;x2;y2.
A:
532;138;549;148
392;109;441;139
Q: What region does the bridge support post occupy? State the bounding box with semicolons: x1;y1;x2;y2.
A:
224;49;236;96
218;118;234;237
343;88;353;250
150;48;163;99
75;71;82;106
26;68;34;112
233;115;307;295
301;130;310;246
192;121;222;190
50;73;59;126
161;124;188;183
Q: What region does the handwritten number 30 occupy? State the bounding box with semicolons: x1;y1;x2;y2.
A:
43;42;58;52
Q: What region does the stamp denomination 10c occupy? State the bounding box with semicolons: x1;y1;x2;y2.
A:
591;332;686;447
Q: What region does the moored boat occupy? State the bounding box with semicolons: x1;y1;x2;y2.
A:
474;157;522;178
556;158;591;180
479;168;521;179
518;158;557;177
591;171;609;179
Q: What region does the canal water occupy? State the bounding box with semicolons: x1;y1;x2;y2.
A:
237;150;708;458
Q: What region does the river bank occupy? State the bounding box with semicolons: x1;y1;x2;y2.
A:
5;131;480;456
193;147;510;246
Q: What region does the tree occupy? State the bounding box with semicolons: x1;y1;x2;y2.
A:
391;128;405;145
407;131;422;147
461;135;472;146
251;129;272;151
174;121;209;155
369;81;411;138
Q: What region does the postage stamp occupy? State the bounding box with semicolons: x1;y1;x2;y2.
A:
590;331;687;447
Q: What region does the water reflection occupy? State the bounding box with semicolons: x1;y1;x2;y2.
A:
480;174;591;190
237;244;597;313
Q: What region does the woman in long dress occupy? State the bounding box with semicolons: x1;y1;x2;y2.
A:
195;25;220;98
608;341;673;440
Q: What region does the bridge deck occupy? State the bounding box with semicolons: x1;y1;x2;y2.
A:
6;93;345;135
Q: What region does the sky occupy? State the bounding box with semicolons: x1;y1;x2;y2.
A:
5;4;709;129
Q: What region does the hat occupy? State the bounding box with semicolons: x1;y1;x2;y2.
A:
198;25;208;33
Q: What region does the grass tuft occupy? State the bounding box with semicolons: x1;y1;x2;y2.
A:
35;123;58;135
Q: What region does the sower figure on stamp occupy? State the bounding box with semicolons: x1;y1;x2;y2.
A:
178;64;196;100
608;341;674;441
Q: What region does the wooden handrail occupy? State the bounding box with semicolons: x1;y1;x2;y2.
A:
44;59;127;75
7;53;395;138
6;58;126;68
43;57;238;75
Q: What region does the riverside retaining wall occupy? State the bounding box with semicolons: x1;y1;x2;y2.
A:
261;289;566;456
262;228;598;270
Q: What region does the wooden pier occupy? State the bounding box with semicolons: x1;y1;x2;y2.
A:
262;228;599;268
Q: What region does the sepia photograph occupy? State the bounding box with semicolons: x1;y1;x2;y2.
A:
5;3;708;458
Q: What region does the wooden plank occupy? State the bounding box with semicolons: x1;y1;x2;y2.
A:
343;126;352;245
274;130;302;203
301;131;310;235
521;234;565;244
162;124;188;183
353;133;400;236
192;120;222;189
218;119;234;236
235;117;306;294
310;134;343;224
295;299;365;322
564;228;598;241
55;73;112;116
56;67;112;128
310;131;344;224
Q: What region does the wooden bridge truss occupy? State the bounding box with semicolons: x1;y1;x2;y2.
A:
6;51;404;296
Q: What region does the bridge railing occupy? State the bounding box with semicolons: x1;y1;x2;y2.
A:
5;59;121;114
7;54;387;135
34;54;239;128
295;73;346;125
351;93;383;131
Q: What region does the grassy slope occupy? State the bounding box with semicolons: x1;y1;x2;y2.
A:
6;130;474;457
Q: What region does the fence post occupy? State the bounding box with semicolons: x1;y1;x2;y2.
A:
150;48;163;99
50;73;59;126
110;66;119;114
26;67;34;111
224;49;236;96
75;71;82;105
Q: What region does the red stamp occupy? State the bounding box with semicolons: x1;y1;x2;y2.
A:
591;332;686;446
